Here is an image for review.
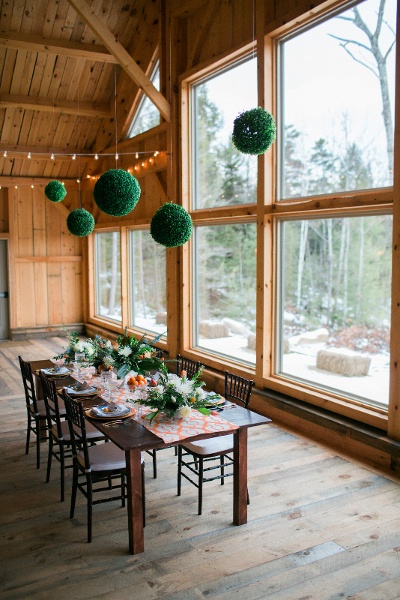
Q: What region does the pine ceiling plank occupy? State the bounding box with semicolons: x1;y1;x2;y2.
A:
50;0;70;39
91;63;114;104
7;108;24;146
18;51;38;96
9;50;28;95
65;58;86;101
66;0;171;122
41;0;59;38
0;0;14;31
10;1;25;31
80;61;105;102
16;112;35;146
38;55;58;97
19;2;36;35
0;94;111;118
0;108;16;143
1;49;18;94
0;32;118;63
28;52;48;96
30;0;53;36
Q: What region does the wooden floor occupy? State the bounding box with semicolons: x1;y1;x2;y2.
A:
1;338;400;600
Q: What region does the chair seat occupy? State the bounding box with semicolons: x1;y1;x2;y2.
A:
29;400;47;418
77;443;139;472
52;420;105;443
182;434;234;456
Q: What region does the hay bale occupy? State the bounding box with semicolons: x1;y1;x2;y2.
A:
199;321;229;338
316;349;371;377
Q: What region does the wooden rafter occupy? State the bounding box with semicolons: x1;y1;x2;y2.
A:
0;32;118;63
0;94;111;118
66;0;171;122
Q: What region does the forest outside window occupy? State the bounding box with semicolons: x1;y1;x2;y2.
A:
193;223;256;365
128;230;167;336
191;56;257;210
94;231;122;323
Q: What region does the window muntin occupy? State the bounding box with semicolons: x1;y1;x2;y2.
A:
94;231;122;323
191;57;258;209
128;229;167;336
278;0;396;200
127;61;160;138
276;214;392;409
193;223;256;364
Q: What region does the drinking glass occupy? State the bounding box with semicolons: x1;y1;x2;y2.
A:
101;370;113;401
73;352;85;380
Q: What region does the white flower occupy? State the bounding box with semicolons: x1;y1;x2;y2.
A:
73;341;84;352
118;346;132;357
196;388;206;401
82;341;94;356
177;405;192;418
167;373;179;382
173;380;194;397
170;396;177;404
154;385;164;395
105;340;113;349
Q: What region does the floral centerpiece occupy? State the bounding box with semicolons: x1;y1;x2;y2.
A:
138;363;210;422
89;329;163;379
54;328;96;364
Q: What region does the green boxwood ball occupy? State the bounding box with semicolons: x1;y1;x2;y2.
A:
45;180;67;202
232;107;276;155
150;203;193;248
93;169;141;216
67;208;95;237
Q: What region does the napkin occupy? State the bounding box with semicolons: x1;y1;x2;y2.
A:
66;382;98;395
42;365;70;376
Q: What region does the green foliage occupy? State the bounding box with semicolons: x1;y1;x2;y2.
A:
93;169;141;217
150;203;193;247
45;180;66;203
232;107;276;155
67;208;95;237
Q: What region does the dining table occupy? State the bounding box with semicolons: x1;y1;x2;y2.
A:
32;359;271;555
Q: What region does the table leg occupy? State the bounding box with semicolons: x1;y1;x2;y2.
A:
126;449;145;554
233;427;248;525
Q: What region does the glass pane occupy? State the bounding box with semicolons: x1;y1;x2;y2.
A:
95;232;122;322
127;62;160;138
279;0;396;199
192;57;258;209
277;215;392;409
129;230;167;335
193;224;256;364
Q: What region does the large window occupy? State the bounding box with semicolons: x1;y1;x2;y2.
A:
127;61;160;138
191;57;258;209
279;0;396;199
273;0;396;412
129;230;166;335
94;231;122;323
277;215;392;408
193;223;257;364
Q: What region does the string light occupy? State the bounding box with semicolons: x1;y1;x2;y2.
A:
51;152;55;160
72;154;76;160
0;149;162;160
135;152;139;159
115;153;119;160
95;154;98;160
3;151;7;157
28;152;31;159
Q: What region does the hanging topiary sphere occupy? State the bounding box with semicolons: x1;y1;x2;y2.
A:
67;208;95;237
150;203;193;248
93;169;141;216
232;107;276;155
45;180;67;202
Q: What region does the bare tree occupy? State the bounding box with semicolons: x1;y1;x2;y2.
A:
330;0;395;175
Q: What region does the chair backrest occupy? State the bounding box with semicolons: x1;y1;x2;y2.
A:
40;373;64;438
224;371;254;408
63;390;90;469
176;354;202;379
18;355;39;413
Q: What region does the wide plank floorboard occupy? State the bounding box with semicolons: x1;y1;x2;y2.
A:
0;338;399;600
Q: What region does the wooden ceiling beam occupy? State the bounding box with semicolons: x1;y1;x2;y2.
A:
0;31;118;64
0;94;111;118
66;0;171;122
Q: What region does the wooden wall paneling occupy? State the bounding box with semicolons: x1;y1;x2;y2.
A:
32;189;49;325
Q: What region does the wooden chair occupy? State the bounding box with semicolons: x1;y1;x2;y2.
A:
177;371;253;515
18;355;48;469
63;391;145;543
147;354;202;479
40;373;105;502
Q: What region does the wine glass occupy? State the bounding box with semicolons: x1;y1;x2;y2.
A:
101;370;113;402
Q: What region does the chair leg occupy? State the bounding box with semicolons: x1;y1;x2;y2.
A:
177;446;182;496
70;462;78;519
220;455;225;485
198;458;204;516
59;444;65;503
87;477;93;543
35;417;41;469
152;450;157;479
247;488;250;505
46;436;53;483
25;412;31;455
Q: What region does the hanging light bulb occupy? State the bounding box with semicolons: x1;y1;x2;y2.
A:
51;152;55;160
77;178;80;183
28;152;31;159
3;151;7;157
115;153;119;160
135;152;139;159
72;154;76;160
95;153;98;160
31;184;34;189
